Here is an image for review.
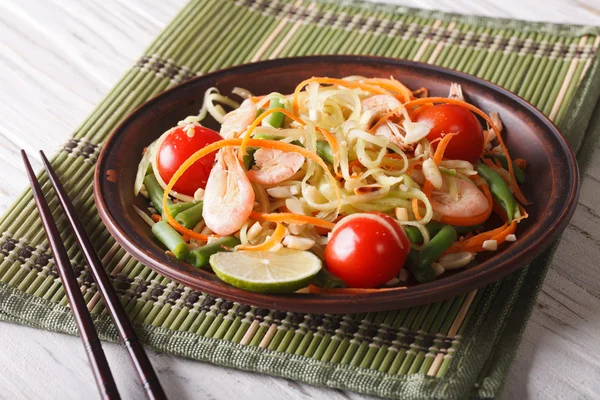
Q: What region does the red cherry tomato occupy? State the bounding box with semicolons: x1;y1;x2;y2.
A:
157;125;222;196
325;213;410;288
416;104;484;163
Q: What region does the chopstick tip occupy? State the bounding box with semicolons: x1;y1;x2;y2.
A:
39;150;50;166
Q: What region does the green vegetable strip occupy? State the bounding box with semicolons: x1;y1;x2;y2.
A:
164;201;199;219
316;141;334;164
311;269;346;288
243;147;257;170
415;225;457;283
174;202;204;229
404;248;433;283
188;236;241;268
404;226;423;244
493;154;526;183
144;174;172;214
267;98;285;128
476;163;518;222
254;133;284;140
404;222;481;245
151;221;190;260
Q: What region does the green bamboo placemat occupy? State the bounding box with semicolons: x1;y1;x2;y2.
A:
1;0;599;398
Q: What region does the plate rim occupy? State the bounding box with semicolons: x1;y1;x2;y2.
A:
93;55;580;313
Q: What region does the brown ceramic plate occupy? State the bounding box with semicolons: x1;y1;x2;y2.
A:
94;56;579;313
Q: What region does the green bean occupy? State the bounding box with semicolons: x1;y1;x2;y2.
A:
416;225;457;283
164;201;198;219
187;236;241;268
311;269;346;288
266;98;286;128
493;154;526;183
174;202;204;229
144;174;172;214
243;148;257;170
253;134;303;148
403;226;423;244
404;222;481;245
254;133;283;140
404;248;434;283
427;221;482;236
256;108;265;118
151;221;189;260
476;163;518;222
316;141;334;164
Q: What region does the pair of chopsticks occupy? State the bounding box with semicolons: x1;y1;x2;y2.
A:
22;150;167;400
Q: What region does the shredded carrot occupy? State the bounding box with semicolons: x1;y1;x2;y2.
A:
181;234;190;242
433;133;457;165
238;107;340;170
237;223;286;251
369;107;405;134
446;218;520;254
411;87;429;98
491;221;517;242
412;198;423;220
445;222;508;254
363;78;413;102
515;204;529;223
162;138;341;240
514;158;527;169
293;77;389;115
308;284;405;294
408;103;433;120
381;153;411;171
422;181;433;198
483;157;498;169
250;211;335;230
151;214;162;222
391;97;530;205
238;107;289;161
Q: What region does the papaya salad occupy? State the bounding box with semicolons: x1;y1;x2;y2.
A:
133;76;529;294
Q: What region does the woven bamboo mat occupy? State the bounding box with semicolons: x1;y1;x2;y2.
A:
1;1;599;398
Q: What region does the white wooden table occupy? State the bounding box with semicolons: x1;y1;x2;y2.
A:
1;1;599;398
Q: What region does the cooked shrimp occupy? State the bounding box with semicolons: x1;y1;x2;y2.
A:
360;94;402;129
430;178;488;218
219;99;257;139
373;120;413;150
203;147;255;235
247;148;305;185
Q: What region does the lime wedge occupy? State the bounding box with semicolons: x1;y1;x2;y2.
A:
209;248;322;293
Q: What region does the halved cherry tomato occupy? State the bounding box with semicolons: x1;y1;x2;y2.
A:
325;212;410;288
157;125;222;196
416;104;484;163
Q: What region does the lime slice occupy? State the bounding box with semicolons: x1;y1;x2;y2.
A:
209;248;322;293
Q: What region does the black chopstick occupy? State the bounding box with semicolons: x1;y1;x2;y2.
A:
22;150;120;400
37;151;167;400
